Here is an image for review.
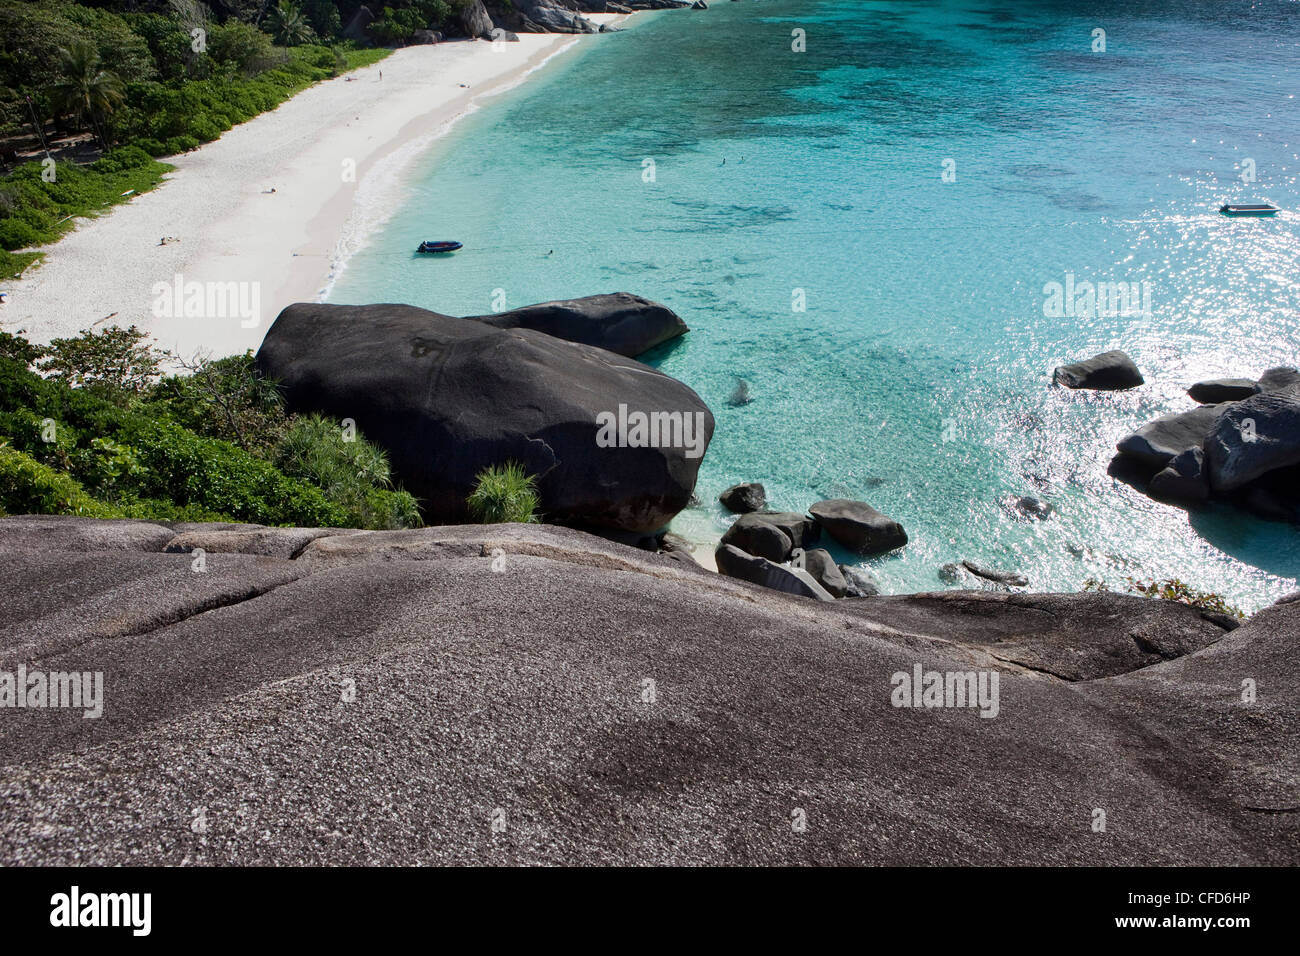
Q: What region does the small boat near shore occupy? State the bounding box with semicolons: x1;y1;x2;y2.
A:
1219;203;1280;217
417;240;463;254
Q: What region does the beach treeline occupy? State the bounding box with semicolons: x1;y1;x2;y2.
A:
0;0;480;278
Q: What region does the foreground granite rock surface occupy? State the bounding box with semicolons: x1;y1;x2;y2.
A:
255;302;712;533
0;516;1295;866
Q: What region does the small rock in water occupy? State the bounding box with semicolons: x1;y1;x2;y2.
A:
809;499;908;555
939;561;1026;590
962;560;1029;587
1052;350;1144;391
720;482;767;514
727;379;752;406
1006;495;1055;520
839;565;880;597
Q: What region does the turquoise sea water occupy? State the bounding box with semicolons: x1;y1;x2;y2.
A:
330;0;1300;610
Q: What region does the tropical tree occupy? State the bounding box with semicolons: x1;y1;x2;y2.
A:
49;41;125;150
265;1;316;47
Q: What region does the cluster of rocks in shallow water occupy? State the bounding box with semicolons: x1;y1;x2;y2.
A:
711;486;897;601
1112;367;1300;521
713;483;1039;599
1052;348;1300;522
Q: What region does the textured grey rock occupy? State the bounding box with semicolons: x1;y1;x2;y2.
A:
798;548;847;598
720;514;790;562
720;511;817;562
1258;366;1300;395
0;516;176;553
1204;392;1300;492
714;544;834;601
1148;447;1210;506
839;564;880;597
255;302;712;533
1188;378;1259;404
1053;350;1144;390
514;0;599;33
343;4;374;41
719;482;766;514
460;0;495;38
1115;404;1223;468
0;517;1293;867
961;560;1028;588
837;590;1233;682
809;499;907;555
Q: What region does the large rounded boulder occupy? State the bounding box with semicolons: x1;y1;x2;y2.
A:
809;499;908;555
1204;391;1300;493
468;293;688;358
255;303;713;533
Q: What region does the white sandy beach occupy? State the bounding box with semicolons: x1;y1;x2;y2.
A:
2;19;624;358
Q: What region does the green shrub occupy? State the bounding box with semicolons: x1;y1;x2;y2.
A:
1083;577;1244;619
0;249;42;280
466;461;540;524
37;325;165;406
146;351;287;456
0;442;118;518
0;354;344;527
273;413;421;529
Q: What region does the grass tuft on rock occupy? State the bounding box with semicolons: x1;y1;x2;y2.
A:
466;461;540;524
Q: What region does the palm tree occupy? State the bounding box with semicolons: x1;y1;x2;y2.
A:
49;41;125;151
265;1;315;47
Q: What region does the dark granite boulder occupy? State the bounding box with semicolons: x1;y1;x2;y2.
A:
513;0;598;32
1258;366;1300;395
797;548;847;597
839;564;880;597
719;482;766;514
460;0;496;37
720;510;818;561
1052;350;1144;390
1204;392;1300;493
1188;378;1259;404
720;514;791;562
1148;447;1210;506
1116;404;1224;468
468;293;688;358
344;5;375;41
714;544;834;601
808;499;907;555
255;303;713;533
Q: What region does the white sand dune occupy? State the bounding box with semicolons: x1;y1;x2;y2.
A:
2;19;625;359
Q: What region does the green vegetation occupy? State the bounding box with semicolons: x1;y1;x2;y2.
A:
1083;577;1245;619
0;146;171;277
0;0;409;279
466;461;540;524
0;327;421;530
274;413;421;529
